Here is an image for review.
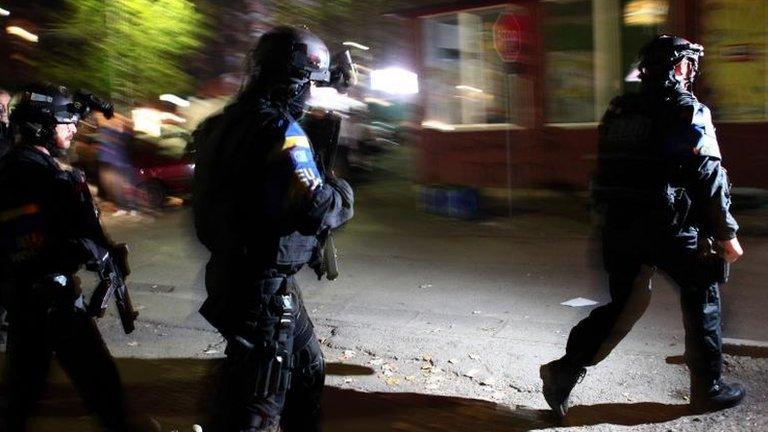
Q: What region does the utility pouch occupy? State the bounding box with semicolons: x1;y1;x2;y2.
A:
276;232;317;266
254;354;287;398
254;294;296;398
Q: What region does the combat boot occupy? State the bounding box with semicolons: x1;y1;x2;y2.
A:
690;379;745;413
539;358;586;418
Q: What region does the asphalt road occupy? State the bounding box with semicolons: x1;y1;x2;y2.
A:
3;168;767;431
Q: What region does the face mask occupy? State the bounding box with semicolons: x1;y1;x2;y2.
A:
288;82;311;119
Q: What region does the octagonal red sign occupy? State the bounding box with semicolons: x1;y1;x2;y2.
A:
493;11;525;63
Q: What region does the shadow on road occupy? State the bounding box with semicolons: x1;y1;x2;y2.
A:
1;357;695;431
324;389;553;431
563;402;690;428
666;342;768;364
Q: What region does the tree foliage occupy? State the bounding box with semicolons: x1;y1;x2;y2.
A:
271;0;408;50
40;0;207;104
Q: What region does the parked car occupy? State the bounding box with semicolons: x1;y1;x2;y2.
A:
131;125;195;208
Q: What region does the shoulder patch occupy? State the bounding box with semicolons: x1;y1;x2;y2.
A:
289;146;313;165
691;104;721;160
282;121;311;150
282;136;311;150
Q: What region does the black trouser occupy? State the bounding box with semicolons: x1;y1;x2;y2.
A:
564;228;723;386
2;277;130;431
216;274;324;432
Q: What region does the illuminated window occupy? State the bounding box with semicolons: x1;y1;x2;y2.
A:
543;0;674;124
422;5;529;126
543;0;595;123
620;0;673;94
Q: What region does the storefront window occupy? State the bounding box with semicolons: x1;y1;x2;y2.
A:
701;0;767;121
620;0;673;93
543;0;595;123
543;0;672;124
422;5;528;127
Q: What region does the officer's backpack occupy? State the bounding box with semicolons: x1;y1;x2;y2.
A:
192;104;266;253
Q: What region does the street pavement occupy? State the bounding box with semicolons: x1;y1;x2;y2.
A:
3;158;768;431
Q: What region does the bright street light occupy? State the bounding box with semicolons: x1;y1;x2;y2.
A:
6;26;38;42
342;41;370;51
159;93;191;107
370;67;419;95
0;7;10;17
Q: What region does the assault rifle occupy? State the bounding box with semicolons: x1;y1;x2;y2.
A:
85;241;139;334
304;110;343;281
67;168;139;334
304;49;356;281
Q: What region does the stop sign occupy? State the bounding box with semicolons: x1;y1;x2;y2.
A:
493;12;525;63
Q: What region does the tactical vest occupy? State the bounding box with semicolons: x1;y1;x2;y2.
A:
192;101;319;271
593;93;690;232
0;147;85;279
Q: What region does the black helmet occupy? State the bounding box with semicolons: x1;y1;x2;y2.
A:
637;34;704;88
248;26;331;87
10;83;113;147
240;26;331;117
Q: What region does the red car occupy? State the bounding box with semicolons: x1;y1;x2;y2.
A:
131;128;195;208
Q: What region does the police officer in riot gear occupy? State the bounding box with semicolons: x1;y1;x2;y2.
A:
193;26;354;431
540;35;745;417
0;83;138;431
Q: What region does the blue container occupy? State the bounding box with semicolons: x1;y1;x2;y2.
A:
420;185;479;220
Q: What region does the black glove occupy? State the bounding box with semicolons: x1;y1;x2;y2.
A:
327;177;354;210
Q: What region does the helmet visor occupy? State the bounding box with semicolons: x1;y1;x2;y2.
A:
292;42;331;82
53;103;81;124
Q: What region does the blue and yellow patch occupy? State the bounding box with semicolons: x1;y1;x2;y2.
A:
282;135;311;150
282;122;311;150
282;121;322;190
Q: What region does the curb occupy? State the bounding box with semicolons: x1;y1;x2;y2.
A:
723;337;768;358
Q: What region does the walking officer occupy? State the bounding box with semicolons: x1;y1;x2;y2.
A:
0;83;137;431
193;26;355;431
540;35;745;417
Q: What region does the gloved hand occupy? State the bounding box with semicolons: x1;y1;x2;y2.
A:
327;177;354;210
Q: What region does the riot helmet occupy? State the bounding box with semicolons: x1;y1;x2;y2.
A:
241;26;331;116
637;34;704;91
10;83;113;153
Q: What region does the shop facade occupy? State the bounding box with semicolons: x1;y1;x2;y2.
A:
398;0;768;190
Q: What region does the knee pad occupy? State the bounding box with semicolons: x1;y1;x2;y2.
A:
293;336;325;391
280;337;325;432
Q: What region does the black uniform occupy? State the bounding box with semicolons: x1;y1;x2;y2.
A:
566;88;736;389
0;122;10;159
0;145;130;431
540;34;743;418
193;98;353;431
0;120;8;340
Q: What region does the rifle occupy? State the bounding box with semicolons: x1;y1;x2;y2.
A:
306;49;357;280
67;169;139;334
305;110;343;281
85;241;139;334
